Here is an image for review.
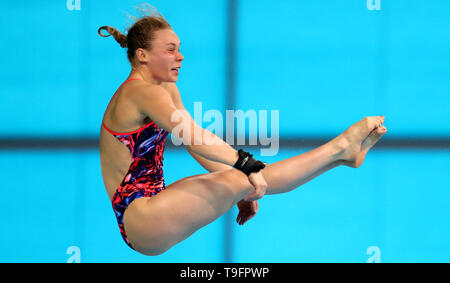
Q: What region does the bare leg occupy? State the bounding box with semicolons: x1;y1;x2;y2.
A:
261;138;343;195
123;116;387;255
262;114;387;194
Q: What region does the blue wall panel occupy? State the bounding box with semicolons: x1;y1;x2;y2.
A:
236;0;450;137
233;149;450;262
0;0;449;262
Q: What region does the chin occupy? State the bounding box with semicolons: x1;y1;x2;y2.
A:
168;76;179;82
159;76;178;83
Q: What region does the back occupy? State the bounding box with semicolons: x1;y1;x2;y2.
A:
100;79;152;200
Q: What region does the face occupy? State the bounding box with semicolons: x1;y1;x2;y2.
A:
137;28;184;83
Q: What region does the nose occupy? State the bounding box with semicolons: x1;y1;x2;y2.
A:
177;51;184;61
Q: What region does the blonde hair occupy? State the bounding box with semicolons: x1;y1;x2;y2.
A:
98;3;171;64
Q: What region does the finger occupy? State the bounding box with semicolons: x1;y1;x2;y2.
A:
250;202;256;213
247;194;263;202
252;201;259;213
244;192;257;201
240;215;249;225
245;187;260;201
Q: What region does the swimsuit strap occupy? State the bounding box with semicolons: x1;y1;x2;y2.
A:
123;78;143;84
102;77;146;135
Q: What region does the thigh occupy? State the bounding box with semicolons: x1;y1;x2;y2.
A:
123;169;252;254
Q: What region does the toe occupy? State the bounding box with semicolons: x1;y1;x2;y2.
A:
361;126;386;152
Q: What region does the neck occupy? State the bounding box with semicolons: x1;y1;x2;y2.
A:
128;66;162;85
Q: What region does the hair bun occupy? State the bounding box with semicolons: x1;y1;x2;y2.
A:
98;26;128;48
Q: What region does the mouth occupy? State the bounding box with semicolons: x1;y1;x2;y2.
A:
171;67;180;75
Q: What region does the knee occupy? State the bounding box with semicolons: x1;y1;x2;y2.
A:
223;169;252;190
208;170;245;189
210;169;253;198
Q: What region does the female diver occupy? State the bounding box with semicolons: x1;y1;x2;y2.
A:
99;7;387;256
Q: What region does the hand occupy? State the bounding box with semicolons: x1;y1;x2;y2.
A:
236;199;259;225
244;171;267;202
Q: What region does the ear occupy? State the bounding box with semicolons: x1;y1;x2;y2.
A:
135;48;150;64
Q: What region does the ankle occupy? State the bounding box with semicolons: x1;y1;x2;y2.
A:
328;135;349;164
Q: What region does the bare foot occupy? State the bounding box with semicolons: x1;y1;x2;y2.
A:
333;116;387;168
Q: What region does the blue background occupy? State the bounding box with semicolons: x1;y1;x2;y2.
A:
0;0;449;262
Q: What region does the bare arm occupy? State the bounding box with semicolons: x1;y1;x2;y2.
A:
164;83;234;172
165;83;259;223
162;82;267;201
132;83;238;166
187;146;233;172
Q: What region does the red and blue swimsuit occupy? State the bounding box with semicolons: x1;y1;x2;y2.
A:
102;79;169;249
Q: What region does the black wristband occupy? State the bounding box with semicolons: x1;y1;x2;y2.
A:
233;149;266;175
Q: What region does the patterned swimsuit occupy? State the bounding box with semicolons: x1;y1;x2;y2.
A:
102;78;169;249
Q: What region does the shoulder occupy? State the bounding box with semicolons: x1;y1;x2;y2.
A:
128;81;172;102
161;82;178;99
162;82;177;92
162;82;183;109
